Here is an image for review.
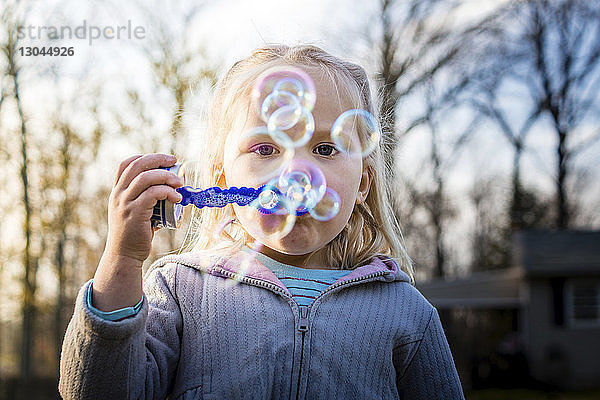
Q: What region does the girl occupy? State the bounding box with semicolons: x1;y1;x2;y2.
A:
59;45;464;400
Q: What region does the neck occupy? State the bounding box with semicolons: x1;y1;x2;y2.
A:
259;246;330;269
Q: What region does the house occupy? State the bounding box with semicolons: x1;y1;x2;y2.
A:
416;230;600;390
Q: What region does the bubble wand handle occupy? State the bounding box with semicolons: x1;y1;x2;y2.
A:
176;186;264;209
175;185;310;216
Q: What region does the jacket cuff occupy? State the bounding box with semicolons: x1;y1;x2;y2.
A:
87;280;144;321
75;279;148;340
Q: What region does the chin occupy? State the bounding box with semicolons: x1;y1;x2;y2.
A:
266;224;321;255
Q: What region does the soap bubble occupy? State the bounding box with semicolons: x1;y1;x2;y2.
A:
278;160;326;211
268;107;315;148
273;77;305;97
261;90;301;127
254;179;285;214
266;103;301;132
253;66;316;114
257;187;279;213
252;66;318;153
177;65;384;241
248;183;297;240
308;188;341;221
330;109;381;158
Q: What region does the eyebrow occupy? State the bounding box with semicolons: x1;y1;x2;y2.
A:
311;130;333;141
236;128;271;143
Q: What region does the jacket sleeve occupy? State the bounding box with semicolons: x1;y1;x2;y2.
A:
59;263;182;400
395;308;465;400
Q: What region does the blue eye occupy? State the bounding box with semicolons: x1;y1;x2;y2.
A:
314;144;338;156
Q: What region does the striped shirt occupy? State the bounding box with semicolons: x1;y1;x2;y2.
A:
253;251;350;307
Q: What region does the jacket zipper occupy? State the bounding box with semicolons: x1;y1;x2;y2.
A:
318;270;390;297
295;306;309;400
212;266;391;400
292;270;390;400
212;266;305;400
212;266;290;297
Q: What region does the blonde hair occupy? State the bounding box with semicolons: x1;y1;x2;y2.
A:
181;44;413;280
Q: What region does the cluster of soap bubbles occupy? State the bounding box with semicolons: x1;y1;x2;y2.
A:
232;65;382;243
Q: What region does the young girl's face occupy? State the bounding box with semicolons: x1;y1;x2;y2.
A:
223;66;370;266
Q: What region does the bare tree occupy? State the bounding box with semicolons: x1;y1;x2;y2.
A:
477;0;600;229
1;1;119;385
45;105;104;372
125;1;218;258
1;2;40;382
406;82;482;277
467;73;549;230
368;0;501;277
374;0;498;182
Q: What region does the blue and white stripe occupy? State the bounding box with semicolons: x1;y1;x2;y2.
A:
253;252;350;307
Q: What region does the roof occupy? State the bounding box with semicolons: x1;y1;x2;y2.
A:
416;230;600;309
513;230;600;277
416;268;523;309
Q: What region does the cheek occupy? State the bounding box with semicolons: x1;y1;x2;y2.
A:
223;156;263;188
223;163;238;188
325;161;362;208
314;167;361;236
222;142;239;187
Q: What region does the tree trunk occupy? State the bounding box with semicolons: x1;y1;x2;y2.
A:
510;144;524;229
431;128;445;278
556;128;569;229
14;70;36;381
54;235;66;373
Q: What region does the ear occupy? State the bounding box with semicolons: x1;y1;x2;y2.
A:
356;166;371;204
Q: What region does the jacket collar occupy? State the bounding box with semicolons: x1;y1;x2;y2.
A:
151;250;411;292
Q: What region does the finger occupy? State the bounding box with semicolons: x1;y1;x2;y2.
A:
114;154;143;186
116;153;177;192
134;185;183;211
124;169;183;202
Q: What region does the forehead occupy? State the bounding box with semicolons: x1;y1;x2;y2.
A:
311;69;359;127
238;63;360;129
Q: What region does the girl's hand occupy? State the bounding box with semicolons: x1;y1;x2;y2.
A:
104;153;183;265
92;153;183;312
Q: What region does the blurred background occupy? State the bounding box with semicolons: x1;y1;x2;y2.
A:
1;0;599;398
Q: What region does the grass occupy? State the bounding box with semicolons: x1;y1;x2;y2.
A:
467;388;600;400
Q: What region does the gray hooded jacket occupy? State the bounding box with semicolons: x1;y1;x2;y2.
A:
59;252;464;399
